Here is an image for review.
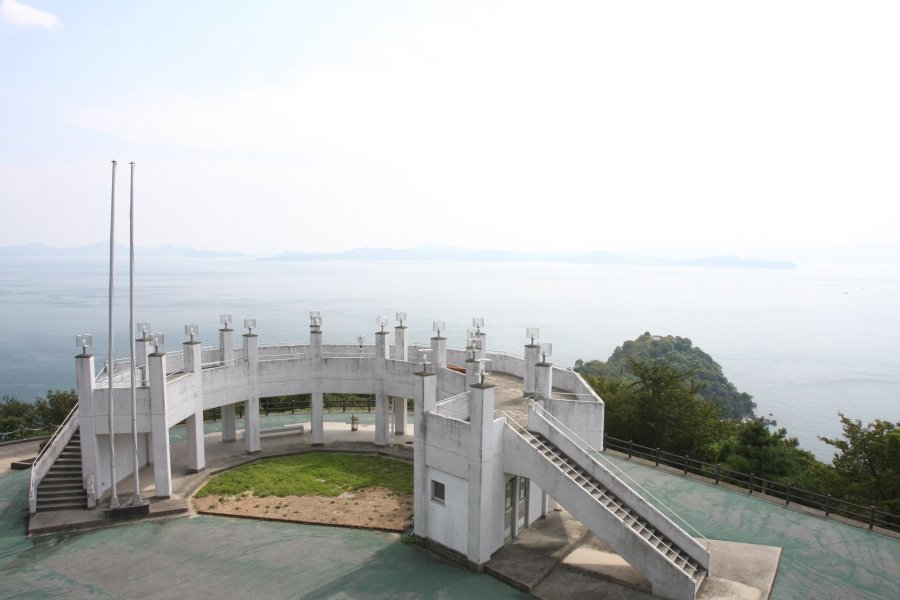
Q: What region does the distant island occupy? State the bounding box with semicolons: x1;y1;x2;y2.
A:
0;242;796;269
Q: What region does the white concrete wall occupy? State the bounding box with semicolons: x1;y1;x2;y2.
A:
544;398;604;450
487;351;525;378
437;367;466;398
424;466;469;556
92;432;150;501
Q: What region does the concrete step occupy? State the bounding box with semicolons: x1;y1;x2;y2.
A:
42;473;83;482
39;487;85;497
37;490;87;506
36;499;88;511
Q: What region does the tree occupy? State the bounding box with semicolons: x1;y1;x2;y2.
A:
820;413;900;514
589;358;724;459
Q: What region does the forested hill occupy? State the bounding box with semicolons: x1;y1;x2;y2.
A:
574;333;756;419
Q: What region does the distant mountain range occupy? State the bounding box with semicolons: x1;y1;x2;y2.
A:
262;247;797;269
0;242;796;269
0;242;244;259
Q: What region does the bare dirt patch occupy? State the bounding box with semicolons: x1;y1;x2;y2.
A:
193;486;413;532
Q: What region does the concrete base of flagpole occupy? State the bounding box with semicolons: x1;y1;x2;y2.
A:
104;503;150;520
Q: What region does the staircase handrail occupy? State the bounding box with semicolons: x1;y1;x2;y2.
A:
28;403;80;514
530;400;709;548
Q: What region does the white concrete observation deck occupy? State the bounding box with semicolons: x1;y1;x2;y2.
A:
51;316;708;600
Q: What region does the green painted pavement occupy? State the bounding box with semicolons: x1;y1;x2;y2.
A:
0;470;523;599
603;454;900;600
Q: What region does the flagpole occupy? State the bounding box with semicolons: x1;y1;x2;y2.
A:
129;161;142;506
108;160;120;509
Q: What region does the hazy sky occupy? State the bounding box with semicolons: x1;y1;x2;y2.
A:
2;1;898;260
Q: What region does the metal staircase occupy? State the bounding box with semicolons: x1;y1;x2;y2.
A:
35;429;88;511
527;430;705;583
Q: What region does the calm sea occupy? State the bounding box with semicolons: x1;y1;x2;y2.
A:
1;257;897;461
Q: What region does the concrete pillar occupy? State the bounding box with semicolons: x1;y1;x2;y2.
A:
148;351;172;498
243;333;260;454
219;327;236;442
467;382;496;564
393;325;408;361
392;326;409;434
76;352;99;508
375;330;388;361
475;331;487;360
431;336;447;370
311;391;324;446
412;370;437;539
524;344;540;395
374;390;388;446
393;396;407;435
310;329;322;360
535;361;553;402
465;356;479;387
136;337;151;387
374;331;390;446
184;340;205;472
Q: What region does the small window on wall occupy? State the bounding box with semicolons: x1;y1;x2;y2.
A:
431;480;445;504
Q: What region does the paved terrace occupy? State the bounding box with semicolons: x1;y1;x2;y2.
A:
7;374;900;599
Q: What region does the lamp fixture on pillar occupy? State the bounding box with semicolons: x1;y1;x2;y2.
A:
309;311;322;332
432;321;445;338
472;317;485;333
526;327;539;345
476;358;492;385
418;348;432;373
220;314;232;331
376;316;388;333
137;322;151;340
466;337;477;362
244;318;256;335
151;333;165;353
76;334;93;355
185;323;199;343
396;312;407;326
540;342;553;363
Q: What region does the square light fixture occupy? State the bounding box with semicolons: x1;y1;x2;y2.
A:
244;318;256;334
396;312;407;325
151;333;165;352
76;334;93;353
540;342;553;362
220;314;232;330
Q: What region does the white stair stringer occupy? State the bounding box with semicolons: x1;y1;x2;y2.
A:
503;425;708;600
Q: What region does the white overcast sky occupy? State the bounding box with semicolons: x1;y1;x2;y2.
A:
1;1;898;260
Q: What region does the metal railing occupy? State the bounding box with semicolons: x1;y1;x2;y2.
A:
530;401;709;549
28;403;80;513
603;435;900;534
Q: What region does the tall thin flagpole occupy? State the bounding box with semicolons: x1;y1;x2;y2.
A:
129;161;142;506
108;160;120;509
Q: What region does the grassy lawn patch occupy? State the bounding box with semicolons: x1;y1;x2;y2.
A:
195;453;413;499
